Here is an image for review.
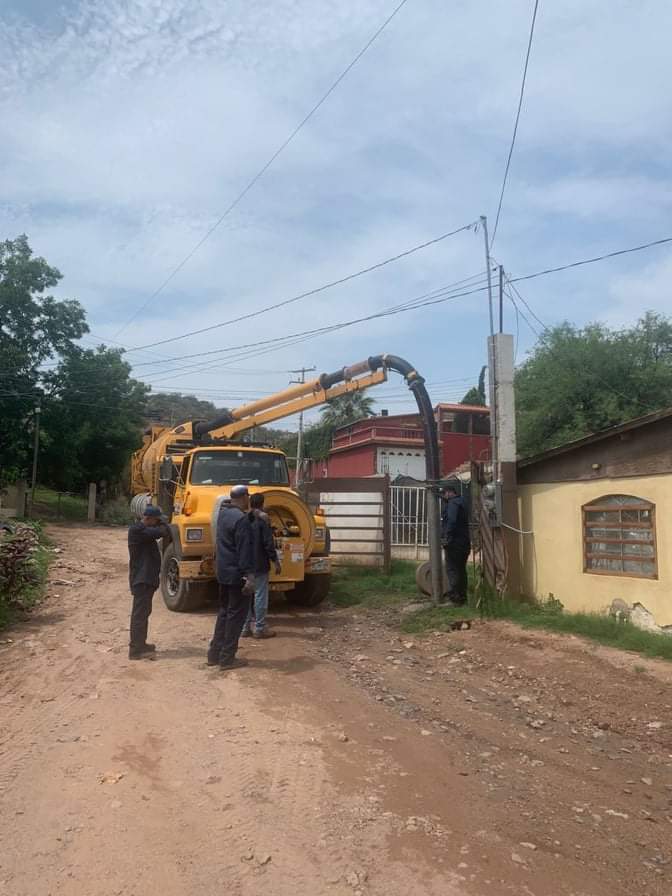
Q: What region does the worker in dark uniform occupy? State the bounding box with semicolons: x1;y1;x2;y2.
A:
127;505;170;660
207;484;255;670
441;485;471;606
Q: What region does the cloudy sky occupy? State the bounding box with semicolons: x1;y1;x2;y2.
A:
2;0;671;426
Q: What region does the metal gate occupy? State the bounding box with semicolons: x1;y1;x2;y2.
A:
390;486;428;550
305;477;391;571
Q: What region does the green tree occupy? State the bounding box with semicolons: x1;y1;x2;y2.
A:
320;392;375;429
460;365;487;406
145;392;219;427
39;347;149;493
515;313;672;457
0;235;87;482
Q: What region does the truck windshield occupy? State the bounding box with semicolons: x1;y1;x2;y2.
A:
190;451;290;486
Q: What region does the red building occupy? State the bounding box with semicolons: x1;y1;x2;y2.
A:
303;403;490;481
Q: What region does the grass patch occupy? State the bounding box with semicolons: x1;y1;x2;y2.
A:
330;560;418;608
401;587;672;662
97;496;133;527
31;487;88;522
29;487;132;526
492;600;672;661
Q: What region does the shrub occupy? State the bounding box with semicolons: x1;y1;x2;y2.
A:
0;521;49;623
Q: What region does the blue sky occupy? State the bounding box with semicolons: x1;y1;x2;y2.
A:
2;0;671;427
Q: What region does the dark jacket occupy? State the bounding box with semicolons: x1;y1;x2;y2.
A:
216;505;254;585
250;510;279;574
128;521;170;589
441;495;471;552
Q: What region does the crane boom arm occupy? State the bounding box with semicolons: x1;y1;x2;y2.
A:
206;367;387;440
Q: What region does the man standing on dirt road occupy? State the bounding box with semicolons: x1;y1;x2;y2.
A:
207;484;255;671
441;484;471;606
127;505;170;660
242;492;282;640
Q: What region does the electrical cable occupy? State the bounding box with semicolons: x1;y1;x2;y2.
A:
129;272;489;371
122;223;481;353
135;279;493;384
510;236;672;284
491;0;540;246
113;0;413;337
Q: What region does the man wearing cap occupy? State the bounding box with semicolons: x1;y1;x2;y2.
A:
127;505;170;660
207;484;255;670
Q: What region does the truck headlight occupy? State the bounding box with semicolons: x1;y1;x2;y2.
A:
186;528;204;542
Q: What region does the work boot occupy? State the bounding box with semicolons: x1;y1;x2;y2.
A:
206;651;220;666
219;657;249;671
252;628;277;639
240;627;253;638
129;644;156;660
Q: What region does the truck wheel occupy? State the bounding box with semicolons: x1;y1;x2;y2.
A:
160;543;206;612
287;573;331;607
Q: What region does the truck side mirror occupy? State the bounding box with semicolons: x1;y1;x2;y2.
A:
159;458;174;483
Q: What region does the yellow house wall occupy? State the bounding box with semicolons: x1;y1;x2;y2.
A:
517;475;672;627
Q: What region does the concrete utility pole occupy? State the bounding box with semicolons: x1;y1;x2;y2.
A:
289;366;316;489
499;265;504;334
481;216;499;497
488;332;521;591
30;400;41;509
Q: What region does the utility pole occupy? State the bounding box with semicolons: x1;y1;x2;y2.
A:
481;215;495;339
30;400;41;509
498;265;504;334
289;366;316;489
481;215;499;498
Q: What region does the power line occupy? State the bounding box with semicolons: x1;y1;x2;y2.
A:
510;236;672;284
113;0;413;338
504;288;541;340
133;278;493;383
507;292;521;362
491;0;541;247
506;278;548;332
127;275;489;374
130;232;672;372
123;222;480;354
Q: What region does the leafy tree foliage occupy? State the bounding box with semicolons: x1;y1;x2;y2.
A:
0;235;87;482
460;365;487;407
39;348;149;492
515;313;672;457
145;392;221;427
320;392;375;429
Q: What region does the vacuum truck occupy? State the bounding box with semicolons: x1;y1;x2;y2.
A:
130;354;441;612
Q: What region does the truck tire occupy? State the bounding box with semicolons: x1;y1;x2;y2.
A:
160;543;207;612
287;573;331;607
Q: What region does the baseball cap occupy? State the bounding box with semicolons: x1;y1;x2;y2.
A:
144;505;163;517
230;484;249;498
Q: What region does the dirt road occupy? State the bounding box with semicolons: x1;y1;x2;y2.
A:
1;526;671;896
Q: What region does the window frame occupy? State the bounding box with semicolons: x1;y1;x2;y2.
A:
582;495;657;580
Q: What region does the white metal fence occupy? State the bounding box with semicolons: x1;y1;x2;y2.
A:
390;486;428;548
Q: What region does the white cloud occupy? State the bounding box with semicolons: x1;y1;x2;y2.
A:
1;0;671;416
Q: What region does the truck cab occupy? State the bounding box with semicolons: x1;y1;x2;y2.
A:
157;445;330;611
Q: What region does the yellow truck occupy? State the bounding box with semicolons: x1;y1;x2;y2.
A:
130;354;441;611
130;358;383;611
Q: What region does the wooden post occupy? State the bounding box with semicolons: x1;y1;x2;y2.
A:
87;483;97;523
15;480;27;518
